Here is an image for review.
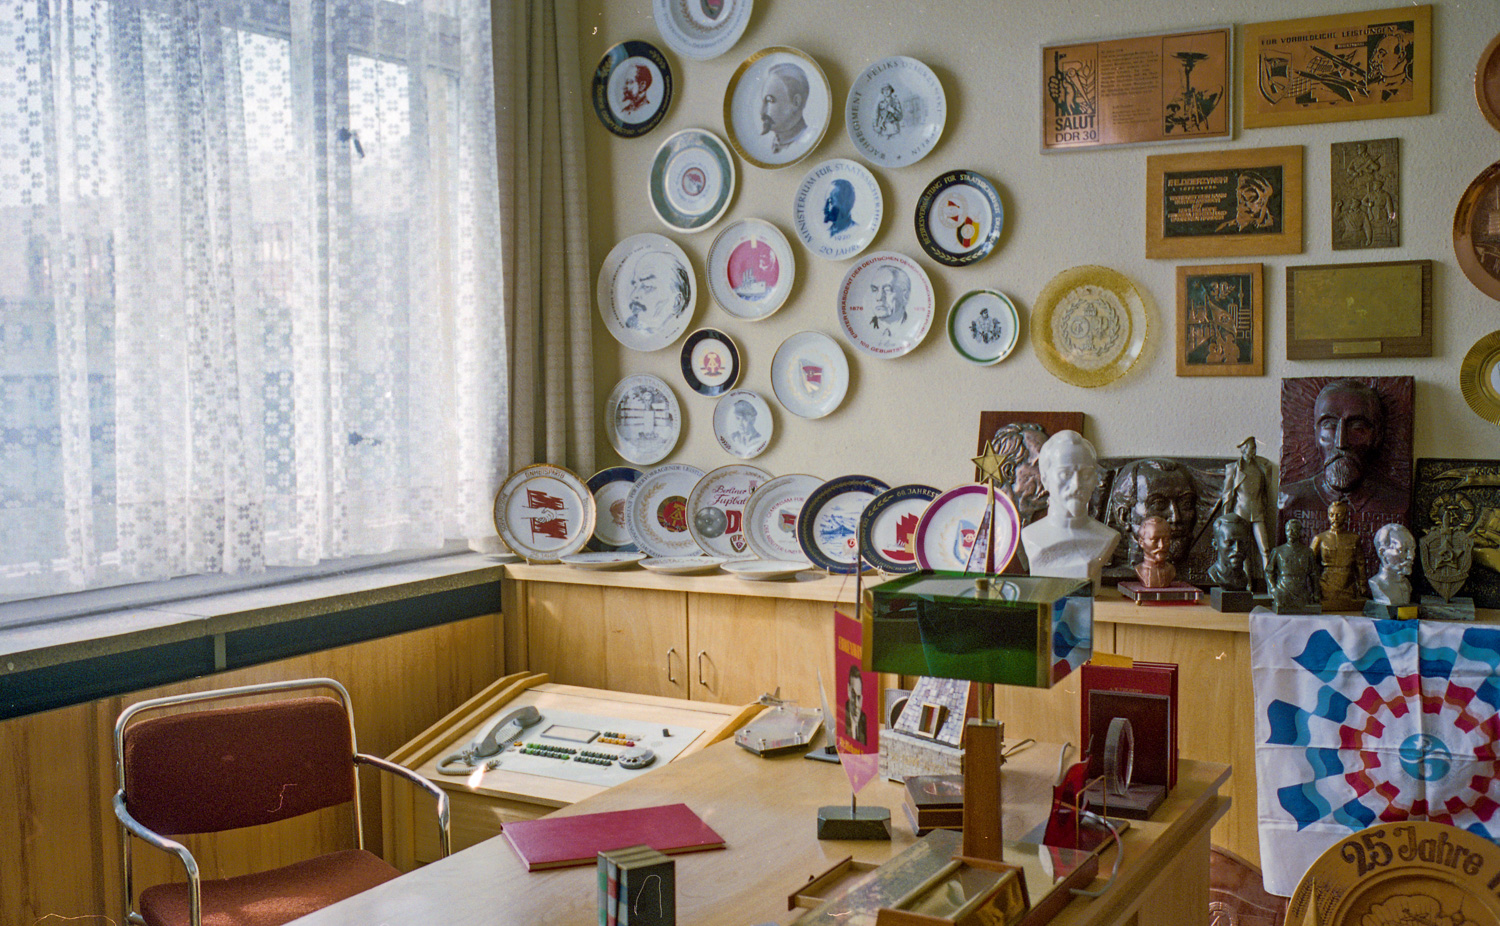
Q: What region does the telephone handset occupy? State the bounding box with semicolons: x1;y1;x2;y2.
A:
436;705;542;776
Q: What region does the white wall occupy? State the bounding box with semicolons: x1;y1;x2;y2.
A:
577;0;1500;490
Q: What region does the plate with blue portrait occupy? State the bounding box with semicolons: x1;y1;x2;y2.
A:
947;290;1020;365
858;483;940;575
915;170;1004;266
650;128;736;233
797;475;891;574
592;41;672;138
597;233;697;352
724;46;831;169
770;331;848;419
653;0;752;62
792;158;883;261
605;374;681;466
680;327;739;397
713;389;772;459
845;56;946;168
707;218;794;321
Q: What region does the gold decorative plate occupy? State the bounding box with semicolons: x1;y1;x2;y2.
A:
1462;330;1500;425
1031;265;1150;387
1478;32;1500;133
1287;822;1500;926
1453;161;1500;300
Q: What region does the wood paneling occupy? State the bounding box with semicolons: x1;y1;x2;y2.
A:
526;581;607;687
603;587;688;698
1;611;503;925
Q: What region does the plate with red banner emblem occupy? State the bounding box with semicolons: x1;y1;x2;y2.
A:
493;464;597;564
743;473;822;564
687;463;771;560
913;483;1021;572
771;331;848;419
857;483;940;575
625;463;705;559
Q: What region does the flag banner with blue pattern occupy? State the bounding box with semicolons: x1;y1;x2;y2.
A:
1250;612;1500;896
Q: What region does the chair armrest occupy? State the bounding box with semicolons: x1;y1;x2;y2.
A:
355;753;452;858
115;791;202;925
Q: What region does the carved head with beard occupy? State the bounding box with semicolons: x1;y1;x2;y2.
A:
1314;379;1384;497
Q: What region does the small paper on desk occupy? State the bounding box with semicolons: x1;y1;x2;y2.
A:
833;610;880;793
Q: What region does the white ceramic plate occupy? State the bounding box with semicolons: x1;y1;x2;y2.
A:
743;473;822;563
721;559;808;581
650;128;736;233
680;328;740;397
626;463;705;559
797;475;890;574
652;0;751;61
713;389;772;459
792;158;883;261
639;555;727;575
687;463;772;560
836;251;935;359
597;233;696;352
492;464;596;563
723;46;831;169
585;466;641;552
845;56;946;168
707;218;795;321
559;551;645;570
915;169;1003;266
857;483;940;574
770;331;849;419
605;374;681;465
592;40;672;138
913;484;1021;572
947;290;1020;365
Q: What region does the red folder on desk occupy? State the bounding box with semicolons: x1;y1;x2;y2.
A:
502;802;726;871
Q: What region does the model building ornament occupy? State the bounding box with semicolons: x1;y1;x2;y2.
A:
1021;430;1120;589
1267;518;1320;614
1420;509;1474;602
1311;499;1366;612
1221;436;1276;579
1134;516;1177;588
1367;523;1415;606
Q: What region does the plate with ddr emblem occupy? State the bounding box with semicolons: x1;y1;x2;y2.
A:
605;374;681;465
743;473;822;564
649;128;736;233
681;327;740;397
797;474;891;574
707;218;795;321
592;40;672;138
792;158;883;261
845;56;947;168
771;331;848;419
626;463;705;559
493;464;596;563
915;169;1004;266
688;463;771;560
858;483;940;575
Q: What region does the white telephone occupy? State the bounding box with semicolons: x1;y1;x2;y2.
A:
436;705;542;776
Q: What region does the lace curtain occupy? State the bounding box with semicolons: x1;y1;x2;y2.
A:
0;0;506;601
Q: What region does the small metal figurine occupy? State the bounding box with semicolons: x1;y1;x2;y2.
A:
1367;523;1415;607
1420;510;1474;602
1310;500;1366;612
1220;436;1276;581
1134;516;1176;588
1208;512;1255;592
1268;519;1321;614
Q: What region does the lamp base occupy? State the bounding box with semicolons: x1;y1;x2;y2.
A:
817;805;892;840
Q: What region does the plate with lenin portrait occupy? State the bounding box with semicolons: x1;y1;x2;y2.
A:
598;233;697;352
707;218;795;320
592;40;672;138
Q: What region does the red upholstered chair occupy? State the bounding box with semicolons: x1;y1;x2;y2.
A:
113;677;450;926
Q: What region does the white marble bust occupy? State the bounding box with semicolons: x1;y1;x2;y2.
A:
1368;522;1415;606
1021;430;1120;589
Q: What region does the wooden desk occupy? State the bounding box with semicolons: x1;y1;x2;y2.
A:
294;736;1229;926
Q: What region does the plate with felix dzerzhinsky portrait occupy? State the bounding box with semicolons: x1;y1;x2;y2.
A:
1032;265;1150;388
653;0;752;62
724;46;831;170
598;233;697;352
845;56;947;168
649;128;736;233
792;158;884;261
592;41;672;138
707;218;795;321
915;170;1004;267
837;251;936;360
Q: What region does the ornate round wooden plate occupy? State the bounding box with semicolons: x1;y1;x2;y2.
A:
1461;330;1500;425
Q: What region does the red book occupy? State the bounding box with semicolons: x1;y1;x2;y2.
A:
1079;661;1178;790
503;803;726;872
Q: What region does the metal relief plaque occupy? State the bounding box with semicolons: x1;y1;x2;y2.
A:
1331;138;1399;250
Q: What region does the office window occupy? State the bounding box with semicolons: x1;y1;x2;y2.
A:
0;0;505;603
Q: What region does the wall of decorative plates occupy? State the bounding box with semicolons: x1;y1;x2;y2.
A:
576;0;1500;502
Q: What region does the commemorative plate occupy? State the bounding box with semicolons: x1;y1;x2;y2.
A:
592;40;672;138
743;473;822;563
792;158;883;261
597;233;697;352
1454;160;1500;301
857;484;940;575
559;551;645;570
845;56;946;168
721;560;808;581
1032;265;1150;388
948;290;1020;365
1478;32;1500;133
585;466;641;552
650;128;736;233
723;46;831;169
652;0;751;61
798;475;891;574
836;251;935;359
915;170;1004;266
1461;330;1500;424
626;463;705;559
713;389;772;459
681;328;740;397
707;218;795;321
605;374;681;465
687;463;772;560
771;331;849;419
493;463;596;563
914;484;1021;573
639;555;727;575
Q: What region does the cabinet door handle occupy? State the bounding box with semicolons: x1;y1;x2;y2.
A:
696;650;708;687
666;647;678;684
